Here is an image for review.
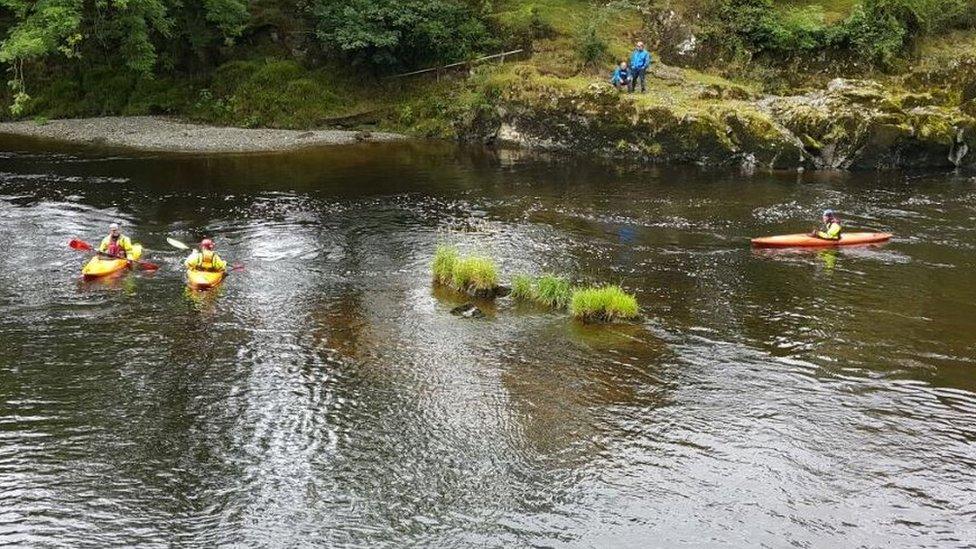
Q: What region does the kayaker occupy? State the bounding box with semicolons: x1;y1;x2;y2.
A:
184;239;227;272
98;222;136;259
811;209;842;240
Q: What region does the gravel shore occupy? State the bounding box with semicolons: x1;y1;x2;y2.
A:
0;116;404;153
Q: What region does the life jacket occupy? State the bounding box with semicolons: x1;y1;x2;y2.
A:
817;221;842;240
194;249;217;270
102;234;131;257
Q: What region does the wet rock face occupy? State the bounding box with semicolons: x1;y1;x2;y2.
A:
480;84;806;170
766;79;976;170
458;71;976;171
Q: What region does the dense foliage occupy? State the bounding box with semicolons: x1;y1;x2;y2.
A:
0;0;496;115
0;0;249;113
701;0;976;65
0;0;974;119
308;0;497;69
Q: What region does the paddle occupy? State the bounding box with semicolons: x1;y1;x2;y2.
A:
166;237;190;250
167;237;243;271
68;238;159;271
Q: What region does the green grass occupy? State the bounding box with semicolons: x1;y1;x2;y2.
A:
569;285;639;322
432;245;499;293
452;256;500;291
535;273;572;309
432;245;459;285
508;272;572;309
511;274;535;300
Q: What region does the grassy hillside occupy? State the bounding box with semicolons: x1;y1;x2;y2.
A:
2;0;975;138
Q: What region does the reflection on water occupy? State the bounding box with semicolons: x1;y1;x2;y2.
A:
0;135;974;546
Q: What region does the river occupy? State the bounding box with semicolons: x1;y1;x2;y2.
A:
0;136;974;547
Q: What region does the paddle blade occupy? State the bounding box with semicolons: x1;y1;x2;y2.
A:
69;238;93;252
136;260;160;271
229;263;244;272
166;237;190;250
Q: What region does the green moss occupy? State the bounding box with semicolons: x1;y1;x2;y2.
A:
570;285;639;322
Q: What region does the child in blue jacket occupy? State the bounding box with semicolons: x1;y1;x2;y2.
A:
611;61;630;90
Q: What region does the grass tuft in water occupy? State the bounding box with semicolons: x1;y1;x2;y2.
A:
432;245;459;285
569;285;639;322
451;256;500;291
535;274;572;309
511;274;535;300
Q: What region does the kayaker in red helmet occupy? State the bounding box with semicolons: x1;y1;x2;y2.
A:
184;238;227;272
811;209;842;240
99;222;135;259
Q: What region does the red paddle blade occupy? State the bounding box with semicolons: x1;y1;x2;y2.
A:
136;261;160;271
69;238;93;251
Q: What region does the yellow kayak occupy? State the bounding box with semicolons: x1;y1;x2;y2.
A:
186;267;226;290
81;244;143;280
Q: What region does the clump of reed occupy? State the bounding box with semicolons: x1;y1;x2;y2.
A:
432;245;500;295
508;273;572;310
569;285;640;322
432;245;459;285
511;273;535;300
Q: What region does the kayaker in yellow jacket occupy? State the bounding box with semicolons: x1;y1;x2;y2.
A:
98;222;136;258
812;209;842;240
184;239;227;272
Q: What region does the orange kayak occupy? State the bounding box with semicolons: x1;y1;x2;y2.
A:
751;232;892;248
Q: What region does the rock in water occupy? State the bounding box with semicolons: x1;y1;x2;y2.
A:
450;303;485;318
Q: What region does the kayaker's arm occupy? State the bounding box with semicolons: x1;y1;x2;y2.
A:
814;222;842;240
184;250;200;268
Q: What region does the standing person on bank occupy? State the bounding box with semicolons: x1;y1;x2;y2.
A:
628;41;652;94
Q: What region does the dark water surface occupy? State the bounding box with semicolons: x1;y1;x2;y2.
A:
0;136;974;547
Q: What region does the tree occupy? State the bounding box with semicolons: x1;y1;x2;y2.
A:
308;0;496;70
0;0;248;113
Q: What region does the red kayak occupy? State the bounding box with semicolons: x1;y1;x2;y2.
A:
751;232;892;248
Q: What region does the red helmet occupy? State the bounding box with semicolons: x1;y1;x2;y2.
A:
200;238;215;250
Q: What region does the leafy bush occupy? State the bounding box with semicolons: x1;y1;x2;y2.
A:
574;19;609;67
570;285;639;322
838;0;976;65
308;0;499;70
188;59;353;127
699;0;976;67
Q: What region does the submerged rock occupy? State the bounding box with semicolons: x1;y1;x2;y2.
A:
450;303;485;318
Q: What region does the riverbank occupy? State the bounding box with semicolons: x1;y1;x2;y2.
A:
0;116;404;153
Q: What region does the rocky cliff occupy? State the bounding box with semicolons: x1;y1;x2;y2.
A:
459;61;976;171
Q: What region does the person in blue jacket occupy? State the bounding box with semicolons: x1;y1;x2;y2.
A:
628;41;652;93
610;61;630;90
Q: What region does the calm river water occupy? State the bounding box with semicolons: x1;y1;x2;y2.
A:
0;136;974;547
